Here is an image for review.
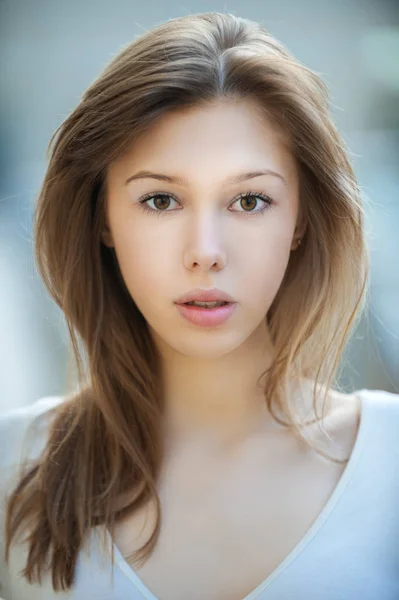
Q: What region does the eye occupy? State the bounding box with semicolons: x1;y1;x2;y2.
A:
137;191;274;216
230;191;273;214
138;193;180;216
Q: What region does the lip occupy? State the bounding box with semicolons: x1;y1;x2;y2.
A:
176;302;237;327
175;287;236;305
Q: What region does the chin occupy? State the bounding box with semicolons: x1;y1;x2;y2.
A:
164;330;249;359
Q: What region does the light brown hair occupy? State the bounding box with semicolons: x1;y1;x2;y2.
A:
4;11;369;591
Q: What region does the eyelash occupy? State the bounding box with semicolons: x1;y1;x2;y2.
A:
137;190;274;218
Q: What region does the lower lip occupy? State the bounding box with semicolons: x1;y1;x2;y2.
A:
175;302;237;327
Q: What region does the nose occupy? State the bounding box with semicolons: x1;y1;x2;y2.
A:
183;211;227;273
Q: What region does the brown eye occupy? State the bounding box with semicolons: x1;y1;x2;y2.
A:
152;195;172;210
230;192;273;214
138;193;180;214
138;190;273;217
240;195;257;211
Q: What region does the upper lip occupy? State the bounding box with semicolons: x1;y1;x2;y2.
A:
175;288;236;304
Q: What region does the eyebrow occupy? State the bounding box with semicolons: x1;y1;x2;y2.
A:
125;168;287;187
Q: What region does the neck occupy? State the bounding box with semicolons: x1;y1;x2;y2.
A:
152;320;289;451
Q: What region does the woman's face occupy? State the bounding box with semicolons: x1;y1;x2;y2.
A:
105;98;301;359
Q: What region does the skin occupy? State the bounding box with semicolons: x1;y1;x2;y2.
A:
104;97;306;452
103;97;361;599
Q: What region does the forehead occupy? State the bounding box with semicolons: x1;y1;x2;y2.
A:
109;98;297;186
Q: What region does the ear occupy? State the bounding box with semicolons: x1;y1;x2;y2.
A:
101;225;114;248
290;221;307;252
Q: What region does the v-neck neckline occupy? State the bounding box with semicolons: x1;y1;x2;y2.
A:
99;389;372;600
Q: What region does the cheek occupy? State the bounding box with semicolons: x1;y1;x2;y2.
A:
112;223;172;304
239;230;293;309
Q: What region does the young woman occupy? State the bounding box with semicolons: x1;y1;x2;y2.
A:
1;11;398;600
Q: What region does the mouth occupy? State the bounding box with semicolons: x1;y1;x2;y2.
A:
175;300;237;327
175;287;236;305
183;301;231;308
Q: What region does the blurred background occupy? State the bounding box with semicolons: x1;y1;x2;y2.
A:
0;0;398;413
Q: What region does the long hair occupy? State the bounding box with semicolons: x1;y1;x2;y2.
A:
4;12;369;591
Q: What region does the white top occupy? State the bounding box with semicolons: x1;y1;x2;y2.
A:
1;388;399;600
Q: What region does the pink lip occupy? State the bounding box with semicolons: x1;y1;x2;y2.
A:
175;302;237;327
175;287;235;304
